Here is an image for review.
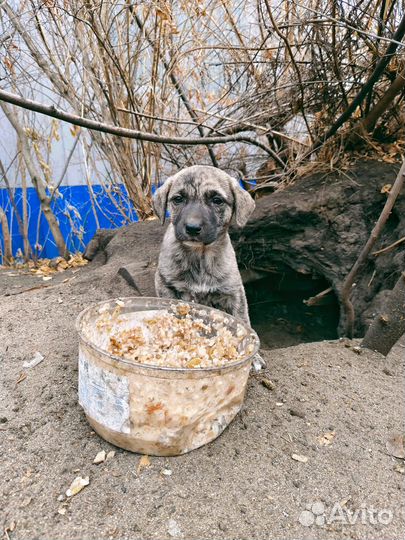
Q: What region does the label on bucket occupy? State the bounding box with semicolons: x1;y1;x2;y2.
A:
79;352;130;434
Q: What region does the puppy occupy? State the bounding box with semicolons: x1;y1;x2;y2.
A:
153;165;255;322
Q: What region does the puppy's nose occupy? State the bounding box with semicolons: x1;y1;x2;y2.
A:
185;223;202;236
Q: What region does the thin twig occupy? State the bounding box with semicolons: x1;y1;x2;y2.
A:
49;130;81;204
264;0;314;143
130;11;219;167
372;236;405;256
303;286;333;306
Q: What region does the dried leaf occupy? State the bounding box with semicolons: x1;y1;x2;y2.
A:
352;106;362;119
156;7;169;20
27;254;88;277
291;453;308;463
4;57;13;71
93;450;106;464
137;455;151;474
23;352;44;369
380;184;392;194
106;450;116;461
70;125;80;137
318;430;336;446
66;476;89;497
386;434;405;459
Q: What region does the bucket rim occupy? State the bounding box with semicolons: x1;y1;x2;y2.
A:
75;296;260;375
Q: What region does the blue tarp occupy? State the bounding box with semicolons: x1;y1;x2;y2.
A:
0;184;138;260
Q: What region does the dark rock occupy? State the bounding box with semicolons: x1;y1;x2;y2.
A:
83;229;116;261
288;408;305;419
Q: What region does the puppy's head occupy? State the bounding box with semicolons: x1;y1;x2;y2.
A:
153;165;255;246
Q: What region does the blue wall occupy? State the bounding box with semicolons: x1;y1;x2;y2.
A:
0;184;138;260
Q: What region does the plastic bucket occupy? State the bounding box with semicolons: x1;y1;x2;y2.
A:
76;297;260;456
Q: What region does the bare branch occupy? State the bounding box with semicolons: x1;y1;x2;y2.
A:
0;88;281;153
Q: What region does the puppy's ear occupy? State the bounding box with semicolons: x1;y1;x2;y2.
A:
229;177;255;227
152;177;173;224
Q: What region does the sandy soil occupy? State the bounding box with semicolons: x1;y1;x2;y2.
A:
0;263;404;540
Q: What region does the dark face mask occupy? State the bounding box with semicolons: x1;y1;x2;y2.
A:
173;200;219;245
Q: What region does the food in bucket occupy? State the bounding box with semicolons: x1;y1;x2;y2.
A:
105;303;254;368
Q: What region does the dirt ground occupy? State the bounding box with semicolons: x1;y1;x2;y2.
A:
0;260;404;540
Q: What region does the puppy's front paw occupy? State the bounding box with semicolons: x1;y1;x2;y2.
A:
251;353;266;372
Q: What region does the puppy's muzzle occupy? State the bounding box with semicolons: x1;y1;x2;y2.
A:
185;222;202;237
175;202;218;245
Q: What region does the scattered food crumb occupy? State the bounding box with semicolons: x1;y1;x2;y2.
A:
137;455;151;474
93;450;106;464
66;476;90;497
291;453;308;463
318;430;336;446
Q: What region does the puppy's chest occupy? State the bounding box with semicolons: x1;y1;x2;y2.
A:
174;259;225;294
178;268;221;294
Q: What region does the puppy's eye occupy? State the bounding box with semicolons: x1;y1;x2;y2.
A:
212;196;224;205
171;195;184;204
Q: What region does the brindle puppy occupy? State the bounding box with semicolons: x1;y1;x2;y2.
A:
152;165;255;322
